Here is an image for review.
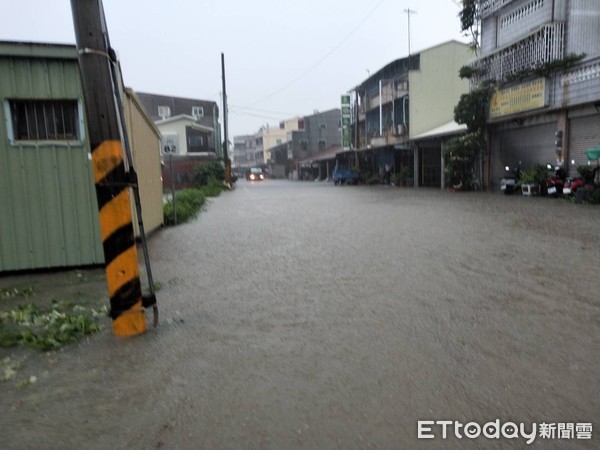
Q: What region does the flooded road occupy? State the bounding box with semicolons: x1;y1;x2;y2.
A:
2;180;599;449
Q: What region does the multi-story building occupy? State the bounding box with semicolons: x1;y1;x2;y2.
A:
234;111;340;179
287;109;342;180
262;117;302;166
286;109;341;160
470;0;600;185
352;41;473;187
136;92;222;189
233;132;263;171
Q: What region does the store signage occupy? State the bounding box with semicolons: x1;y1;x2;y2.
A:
489;78;548;119
341;94;351;150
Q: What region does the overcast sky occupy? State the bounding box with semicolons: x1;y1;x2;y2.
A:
0;0;468;137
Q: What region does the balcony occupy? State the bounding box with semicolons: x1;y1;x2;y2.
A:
479;0;517;19
470;22;564;85
357;81;408;116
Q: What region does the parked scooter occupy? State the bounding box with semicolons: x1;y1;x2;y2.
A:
500;165;521;195
545;164;565;197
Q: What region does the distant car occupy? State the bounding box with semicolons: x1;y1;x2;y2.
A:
332;165;359;185
246;167;265;181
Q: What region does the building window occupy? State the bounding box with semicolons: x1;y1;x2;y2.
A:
300;139;308;151
8;99;80;141
298;119;305;130
192;106;204;117
189;135;204;147
158;105;171;118
187;126;208;153
318;139;326;151
276;139;282;145
319;123;327;129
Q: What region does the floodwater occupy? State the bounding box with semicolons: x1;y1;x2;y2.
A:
1;180;599;449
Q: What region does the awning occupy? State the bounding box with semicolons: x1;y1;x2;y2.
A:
586;146;600;160
411;121;467;140
297;146;345;164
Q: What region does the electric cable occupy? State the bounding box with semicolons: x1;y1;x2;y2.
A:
249;0;387;106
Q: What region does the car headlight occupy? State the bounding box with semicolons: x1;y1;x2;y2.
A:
259;174;264;179
250;174;255;180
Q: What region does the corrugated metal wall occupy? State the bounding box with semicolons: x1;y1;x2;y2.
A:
491;121;557;185
566;0;600;57
124;89;164;236
568;112;600;177
0;48;104;271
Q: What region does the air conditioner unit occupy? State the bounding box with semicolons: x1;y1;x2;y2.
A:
397;124;406;135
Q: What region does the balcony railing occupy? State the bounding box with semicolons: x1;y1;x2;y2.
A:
479;0;516;19
470;22;564;85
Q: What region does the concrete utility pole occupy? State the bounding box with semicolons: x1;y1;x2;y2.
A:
70;0;155;336
221;53;231;186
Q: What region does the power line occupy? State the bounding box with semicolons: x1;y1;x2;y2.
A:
229;104;300;117
228;108;285;121
249;0;387;106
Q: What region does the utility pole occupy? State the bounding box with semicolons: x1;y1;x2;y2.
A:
71;0;156;336
404;8;417;62
221;53;231;187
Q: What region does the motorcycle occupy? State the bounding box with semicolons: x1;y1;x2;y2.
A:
545;164;566;197
562;177;583;195
500;165;521;195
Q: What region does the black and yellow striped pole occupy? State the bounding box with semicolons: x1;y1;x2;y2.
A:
71;0;150;336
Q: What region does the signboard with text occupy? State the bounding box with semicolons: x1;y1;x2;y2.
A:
341;94;351;150
489;78;548;119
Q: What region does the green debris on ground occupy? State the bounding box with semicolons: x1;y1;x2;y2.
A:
0;286;34;298
0;299;107;352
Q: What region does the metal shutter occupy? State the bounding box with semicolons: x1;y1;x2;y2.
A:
568;115;600;177
491;123;556;184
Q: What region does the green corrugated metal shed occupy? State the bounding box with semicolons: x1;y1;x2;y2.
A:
0;41;104;271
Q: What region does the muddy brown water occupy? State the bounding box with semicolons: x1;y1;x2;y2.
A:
1;181;599;449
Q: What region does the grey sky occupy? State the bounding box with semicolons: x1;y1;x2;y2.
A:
0;0;468;137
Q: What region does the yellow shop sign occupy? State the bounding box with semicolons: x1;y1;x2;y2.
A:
489;78;548;119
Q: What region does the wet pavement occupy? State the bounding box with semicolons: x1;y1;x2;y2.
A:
1;179;599;449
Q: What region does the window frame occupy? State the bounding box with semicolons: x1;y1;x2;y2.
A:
158;105;171;118
192;106;204;118
5;99;85;144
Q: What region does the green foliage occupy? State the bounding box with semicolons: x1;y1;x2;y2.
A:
586;187;600;204
459;0;477;32
443;132;483;188
519;165;547;184
454;88;492;133
192;161;225;187
199;178;226;197
0;286;34;298
459;65;480;80
163;189;207;226
505;53;586;84
577;165;597;183
393;167;411;186
0;300;105;351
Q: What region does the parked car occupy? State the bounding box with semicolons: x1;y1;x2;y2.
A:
332;165;359;185
246;167;265;181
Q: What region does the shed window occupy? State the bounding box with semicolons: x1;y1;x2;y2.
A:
9;100;80;141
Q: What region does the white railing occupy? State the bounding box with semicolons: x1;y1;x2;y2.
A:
479;0;516;19
470;22;564;85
